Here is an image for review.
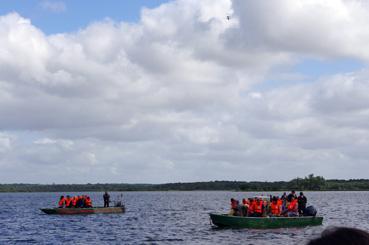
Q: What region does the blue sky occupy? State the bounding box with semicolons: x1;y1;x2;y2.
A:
0;0;169;34
257;58;365;91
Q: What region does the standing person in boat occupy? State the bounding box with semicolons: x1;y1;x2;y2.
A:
103;191;110;207
297;192;307;215
287;190;297;202
58;196;66;208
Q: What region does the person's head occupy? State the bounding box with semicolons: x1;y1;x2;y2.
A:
307;227;369;245
60;195;64;199
66;195;70;198
300;192;304;196
105;191;108;194
291;190;295;194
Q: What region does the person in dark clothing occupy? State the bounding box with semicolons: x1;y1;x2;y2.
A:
76;196;84;208
103;191;110;207
287;190;297;202
307;227;369;245
297;192;307;215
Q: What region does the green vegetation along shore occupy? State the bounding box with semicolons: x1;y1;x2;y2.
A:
1;174;369;192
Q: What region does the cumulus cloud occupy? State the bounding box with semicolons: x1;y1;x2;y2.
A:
230;0;369;60
1;0;369;183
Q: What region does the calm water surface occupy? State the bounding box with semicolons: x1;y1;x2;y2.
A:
0;191;368;244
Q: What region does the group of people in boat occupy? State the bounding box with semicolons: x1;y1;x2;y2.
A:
230;190;309;217
58;195;93;208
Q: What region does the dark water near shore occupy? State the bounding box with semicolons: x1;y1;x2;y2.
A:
0;191;368;244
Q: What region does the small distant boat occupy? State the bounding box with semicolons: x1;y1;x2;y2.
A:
41;206;125;215
209;213;323;229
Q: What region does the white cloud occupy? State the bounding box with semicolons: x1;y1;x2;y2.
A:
1;1;369;183
230;0;369;60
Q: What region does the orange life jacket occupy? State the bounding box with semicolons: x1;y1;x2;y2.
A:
248;201;254;213
253;201;263;214
65;197;72;207
71;197;77;206
85;198;92;207
288;199;298;211
271;202;280;215
277;199;283;206
58;198;65;207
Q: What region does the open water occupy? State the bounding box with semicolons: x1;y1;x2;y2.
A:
0;191;369;244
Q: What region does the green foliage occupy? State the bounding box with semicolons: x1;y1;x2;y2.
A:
1;174;369;192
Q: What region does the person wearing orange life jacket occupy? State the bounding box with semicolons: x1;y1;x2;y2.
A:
65;195;72;208
269;197;281;216
251;198;263;217
277;197;283;207
247;198;254;216
85;196;92;208
287;197;298;217
58;196;66;208
71;196;77;207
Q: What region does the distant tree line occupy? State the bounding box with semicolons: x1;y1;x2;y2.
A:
1;174;369;192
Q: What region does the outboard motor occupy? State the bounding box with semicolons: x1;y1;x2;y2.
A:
304;205;317;216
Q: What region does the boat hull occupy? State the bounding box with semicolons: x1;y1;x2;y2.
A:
209;213;323;229
41;206;125;215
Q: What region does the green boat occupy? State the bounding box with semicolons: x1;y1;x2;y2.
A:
209;213;323;229
41;206;125;215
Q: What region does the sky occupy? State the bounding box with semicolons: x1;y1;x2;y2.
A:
0;0;369;184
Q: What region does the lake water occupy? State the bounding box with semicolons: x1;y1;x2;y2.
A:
0;191;368;244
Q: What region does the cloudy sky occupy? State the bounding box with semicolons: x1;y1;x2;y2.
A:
1;0;369;184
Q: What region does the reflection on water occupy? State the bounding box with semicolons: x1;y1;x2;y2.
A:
0;191;368;244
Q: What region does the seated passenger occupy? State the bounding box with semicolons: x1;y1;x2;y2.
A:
240;198;249;216
76;195;84;208
277;196;283;206
71;196;77;208
263;199;269;217
287;197;298;217
269;197;281;217
85;196;92;208
58;195;65;208
247;198;254;216
230;198;239;216
65;195;72;208
251;198;263;217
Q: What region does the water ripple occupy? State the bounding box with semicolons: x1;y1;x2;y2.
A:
0;191;368;244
